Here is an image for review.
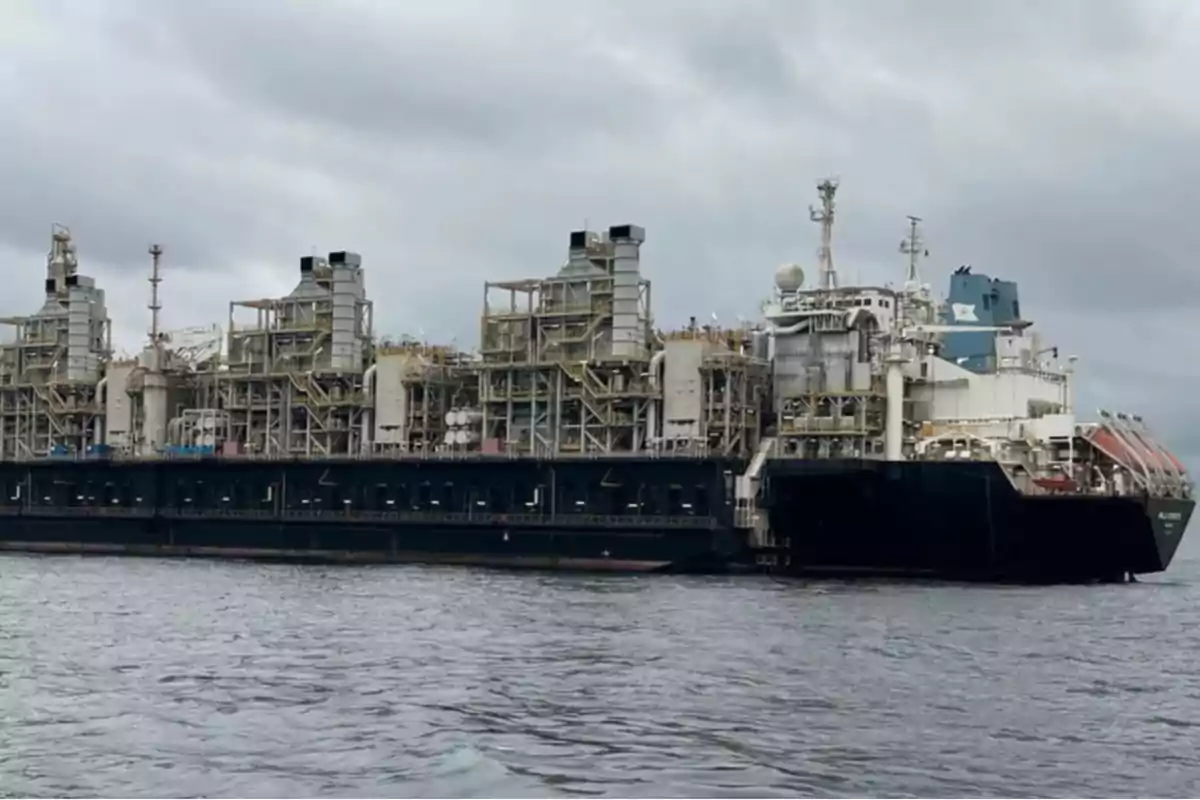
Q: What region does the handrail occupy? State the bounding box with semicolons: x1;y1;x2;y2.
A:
0;504;719;528
6;448;746;463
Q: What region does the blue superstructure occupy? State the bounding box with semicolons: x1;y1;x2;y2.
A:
939;266;1022;373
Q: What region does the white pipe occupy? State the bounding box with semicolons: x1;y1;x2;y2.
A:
647;350;665;448
769;321;804;336
885;345;905;462
1063;358;1076;480
362;363;377;454
94;377;107;446
1062;366;1093;488
648;351;665;389
764;308;844;328
1064;356;1077;414
767;315;836;336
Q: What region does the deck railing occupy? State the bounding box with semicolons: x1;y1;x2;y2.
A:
0;504;719;529
3;447;741;463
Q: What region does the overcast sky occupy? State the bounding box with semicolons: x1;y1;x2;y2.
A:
2;0;1198;459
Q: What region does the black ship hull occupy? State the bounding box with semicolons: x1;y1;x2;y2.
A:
0;456;747;574
0;455;1190;582
763;459;1193;582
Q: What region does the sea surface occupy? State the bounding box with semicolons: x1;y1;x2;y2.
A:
2;541;1199;798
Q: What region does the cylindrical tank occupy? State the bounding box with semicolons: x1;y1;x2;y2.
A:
885;347;905;462
443;430;457;445
444;409;458;426
751;330;770;361
458;409;482;426
454;429;480;445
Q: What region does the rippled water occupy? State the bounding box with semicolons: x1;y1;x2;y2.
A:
3;542;1200;798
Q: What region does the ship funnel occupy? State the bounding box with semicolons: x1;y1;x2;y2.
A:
609;224;646;358
562;230;604;276
290;256;326;297
328;250;364;372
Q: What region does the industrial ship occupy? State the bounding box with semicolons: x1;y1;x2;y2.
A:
0;183;1191;582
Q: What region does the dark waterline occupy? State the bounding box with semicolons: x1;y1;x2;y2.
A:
2;543;1199;798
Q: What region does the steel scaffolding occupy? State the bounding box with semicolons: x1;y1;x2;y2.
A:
474;225;655;455
192;251;375;456
663;326;770;458
0;226;111;459
370;340;474;454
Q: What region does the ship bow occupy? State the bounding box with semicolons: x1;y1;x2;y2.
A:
1144;496;1194;574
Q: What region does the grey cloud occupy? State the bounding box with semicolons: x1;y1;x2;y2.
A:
0;30;337;271
126;0;684;155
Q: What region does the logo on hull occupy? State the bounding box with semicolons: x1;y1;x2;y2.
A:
951;303;978;322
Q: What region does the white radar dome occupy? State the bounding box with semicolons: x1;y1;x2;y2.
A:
774;263;805;293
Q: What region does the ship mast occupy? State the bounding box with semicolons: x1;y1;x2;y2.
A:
809;177;839;290
899;214;927;293
148;243;164;346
